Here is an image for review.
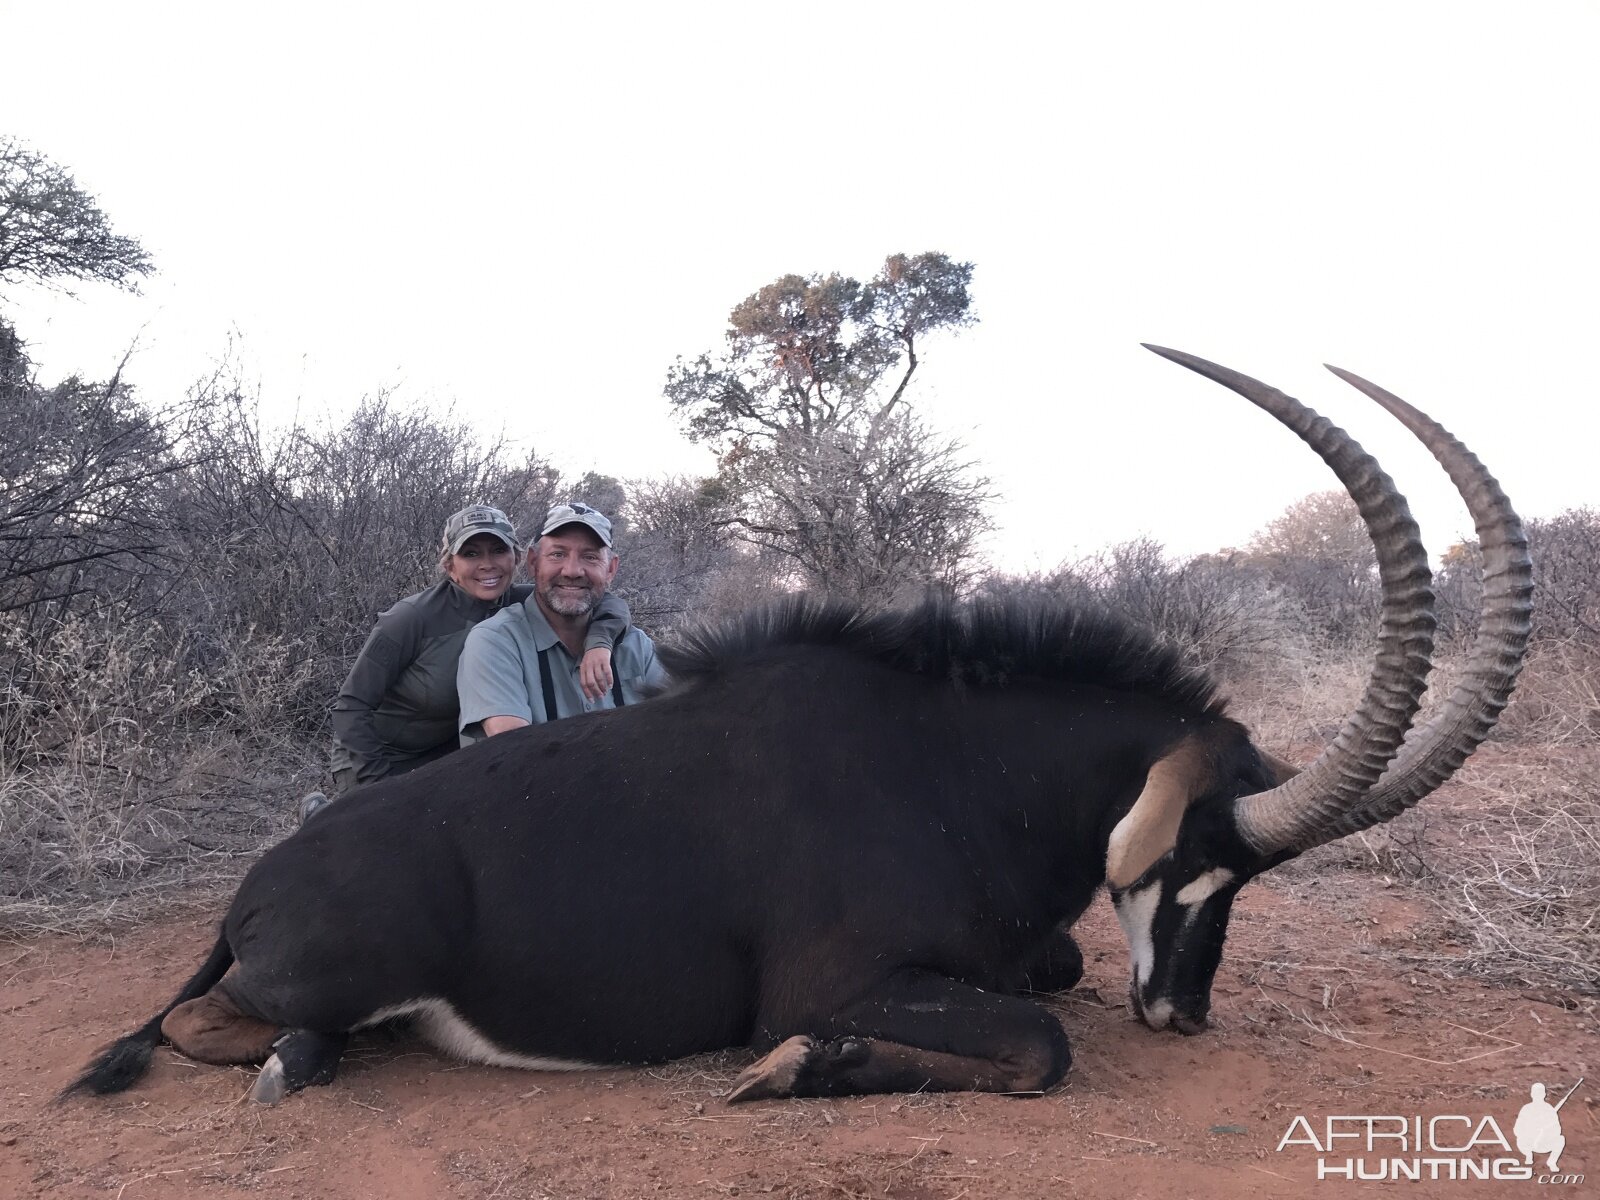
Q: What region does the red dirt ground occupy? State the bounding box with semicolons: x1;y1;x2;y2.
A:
5;859;1595;1200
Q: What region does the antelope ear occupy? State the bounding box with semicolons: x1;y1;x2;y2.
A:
1257;749;1301;787
1106;737;1212;889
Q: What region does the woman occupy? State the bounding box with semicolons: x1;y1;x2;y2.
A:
307;504;629;816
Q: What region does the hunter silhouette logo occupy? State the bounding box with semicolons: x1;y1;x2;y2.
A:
1515;1080;1580;1173
1275;1078;1585;1184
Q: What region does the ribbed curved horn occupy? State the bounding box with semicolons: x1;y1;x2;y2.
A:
1142;346;1435;855
1312;367;1533;841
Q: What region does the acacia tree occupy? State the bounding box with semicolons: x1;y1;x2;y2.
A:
0;138;152;291
665;252;992;603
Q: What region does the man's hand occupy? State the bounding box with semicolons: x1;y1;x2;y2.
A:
579;646;615;701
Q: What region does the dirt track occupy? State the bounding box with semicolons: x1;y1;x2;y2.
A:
5;854;1595;1200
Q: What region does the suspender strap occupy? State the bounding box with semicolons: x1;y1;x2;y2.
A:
537;645;627;721
536;647;559;722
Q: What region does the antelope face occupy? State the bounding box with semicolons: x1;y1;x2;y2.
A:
1109;800;1273;1034
1103;729;1286;1034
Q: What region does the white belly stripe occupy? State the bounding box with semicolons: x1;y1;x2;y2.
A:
360;998;601;1071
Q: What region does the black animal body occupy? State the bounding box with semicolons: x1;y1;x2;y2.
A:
65;349;1531;1105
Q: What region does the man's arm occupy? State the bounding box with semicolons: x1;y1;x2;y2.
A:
481;715;530;736
457;621;535;743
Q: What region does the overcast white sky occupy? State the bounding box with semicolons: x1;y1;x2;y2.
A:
3;1;1595;574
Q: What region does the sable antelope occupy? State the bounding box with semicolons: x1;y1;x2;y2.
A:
65;347;1530;1104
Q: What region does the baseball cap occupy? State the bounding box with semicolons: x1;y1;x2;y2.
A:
539;502;613;547
442;505;519;554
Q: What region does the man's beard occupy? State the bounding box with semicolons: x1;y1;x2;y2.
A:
541;581;600;617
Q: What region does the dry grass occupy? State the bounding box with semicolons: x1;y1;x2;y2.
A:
0;748;301;938
1496;641;1600;744
0;608;327;936
1232;645;1600;997
1224;649;1369;752
1431;748;1600;995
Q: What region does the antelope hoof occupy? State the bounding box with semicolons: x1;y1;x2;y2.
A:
250;1054;288;1105
728;1035;817;1103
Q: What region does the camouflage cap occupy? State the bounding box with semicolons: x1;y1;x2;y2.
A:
539;502;613;548
442;505;519;555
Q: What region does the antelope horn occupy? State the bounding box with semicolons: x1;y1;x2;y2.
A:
1142;346;1435;855
1313;367;1533;840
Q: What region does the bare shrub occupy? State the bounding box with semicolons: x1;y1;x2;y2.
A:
163;386;560;730
0;610;211;762
1524;508;1600;648
0;359;210;622
0;373;569;925
1432;539;1484;649
1415;507;1600;749
611;475;752;628
1434;506;1600;653
1232;491;1383;647
983;538;1294;676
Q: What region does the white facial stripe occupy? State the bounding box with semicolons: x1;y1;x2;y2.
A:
1113;882;1162;986
1175;868;1236;907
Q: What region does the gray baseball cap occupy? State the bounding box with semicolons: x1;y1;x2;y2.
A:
539;502;614;547
442;505;519;554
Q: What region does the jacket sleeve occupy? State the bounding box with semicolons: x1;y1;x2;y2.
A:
331;605;421;782
583;592;632;653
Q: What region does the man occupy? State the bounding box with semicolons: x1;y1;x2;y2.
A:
457;502;667;742
299;504;633;822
